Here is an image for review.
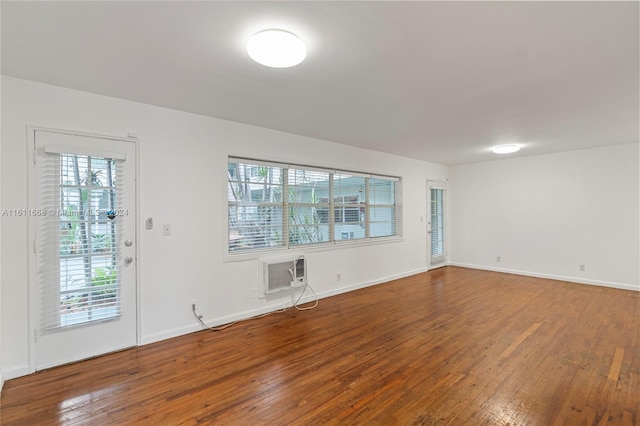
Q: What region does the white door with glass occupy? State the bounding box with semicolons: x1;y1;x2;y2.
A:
428;181;447;269
30;129;137;370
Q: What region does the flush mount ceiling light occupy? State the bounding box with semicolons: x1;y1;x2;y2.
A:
247;29;306;68
492;144;521;154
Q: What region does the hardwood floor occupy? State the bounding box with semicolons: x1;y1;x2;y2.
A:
1;267;639;425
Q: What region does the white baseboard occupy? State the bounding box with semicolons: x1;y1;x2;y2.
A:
2;364;30;382
449;262;640;292
140;267;430;346
312;267;430;300
12;271;415;377
140;301;301;346
140;324;203;346
13;263;634;382
20;263;634;383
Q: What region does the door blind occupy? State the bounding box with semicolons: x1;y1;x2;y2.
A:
37;151;124;330
430;188;445;263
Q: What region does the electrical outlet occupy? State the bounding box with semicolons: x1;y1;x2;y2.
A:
336;273;341;281
579;264;585;272
191;299;203;319
496;256;501;262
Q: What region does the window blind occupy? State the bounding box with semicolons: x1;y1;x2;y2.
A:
430;188;445;262
369;177;396;238
288;168;331;246
37;151;123;330
228;161;285;251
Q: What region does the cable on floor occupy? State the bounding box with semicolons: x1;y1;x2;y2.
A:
192;258;318;331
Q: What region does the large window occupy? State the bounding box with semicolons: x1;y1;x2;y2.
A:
228;158;400;253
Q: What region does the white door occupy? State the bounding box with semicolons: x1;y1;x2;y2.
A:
427;181;447;269
30;129;137;370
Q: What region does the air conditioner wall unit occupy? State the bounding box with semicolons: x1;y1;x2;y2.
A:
262;256;306;294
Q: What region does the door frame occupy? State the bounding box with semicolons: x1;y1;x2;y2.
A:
26;125;140;373
426;179;448;270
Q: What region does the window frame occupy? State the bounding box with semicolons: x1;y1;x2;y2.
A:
226;157;402;259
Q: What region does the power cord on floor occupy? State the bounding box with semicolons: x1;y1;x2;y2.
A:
291;278;318;311
291;255;318;311
192;276;318;331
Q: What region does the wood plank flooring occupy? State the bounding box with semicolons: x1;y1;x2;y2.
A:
1;266;639;425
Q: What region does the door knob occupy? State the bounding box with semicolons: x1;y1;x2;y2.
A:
124;256;134;264
124;239;133;247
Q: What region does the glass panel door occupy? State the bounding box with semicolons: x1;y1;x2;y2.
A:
428;181;447;269
31;129;137;371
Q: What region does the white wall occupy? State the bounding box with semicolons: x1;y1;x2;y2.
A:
449;144;639;290
0;5;4;395
0;76;3;394
1;76;447;380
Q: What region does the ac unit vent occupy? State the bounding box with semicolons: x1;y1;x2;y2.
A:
263;257;306;294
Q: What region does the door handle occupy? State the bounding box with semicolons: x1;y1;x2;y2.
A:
124;256;134;264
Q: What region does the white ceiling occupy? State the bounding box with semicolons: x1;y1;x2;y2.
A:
2;1;638;165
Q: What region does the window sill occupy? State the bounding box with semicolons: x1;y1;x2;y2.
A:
223;235;404;263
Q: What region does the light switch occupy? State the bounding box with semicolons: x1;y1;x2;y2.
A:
162;224;172;236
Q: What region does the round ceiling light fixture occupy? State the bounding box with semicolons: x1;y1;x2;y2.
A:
247;29;306;68
492;144;521;154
